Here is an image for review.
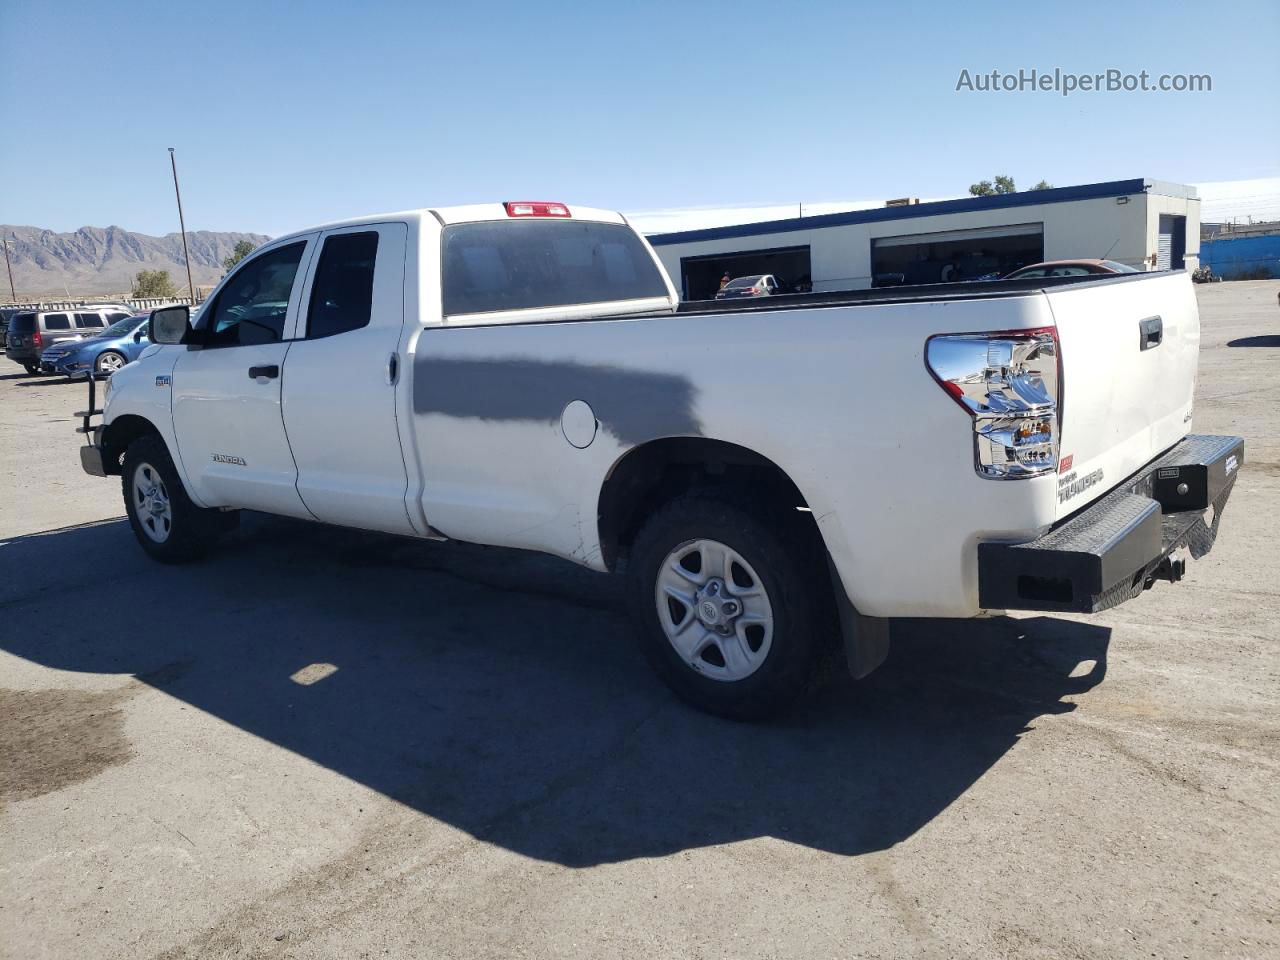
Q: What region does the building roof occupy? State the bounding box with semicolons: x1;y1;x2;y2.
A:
646;178;1198;247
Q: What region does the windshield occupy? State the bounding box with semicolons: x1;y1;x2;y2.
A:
725;276;762;289
97;315;146;339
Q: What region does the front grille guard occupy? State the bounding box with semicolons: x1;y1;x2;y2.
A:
74;371;109;441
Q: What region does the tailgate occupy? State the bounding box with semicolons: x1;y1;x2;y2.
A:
1046;272;1199;520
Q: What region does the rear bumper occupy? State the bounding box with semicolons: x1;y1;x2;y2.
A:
978;434;1243;613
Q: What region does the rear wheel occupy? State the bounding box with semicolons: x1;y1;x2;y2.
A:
627;493;830;721
95;351;126;374
122;434;234;563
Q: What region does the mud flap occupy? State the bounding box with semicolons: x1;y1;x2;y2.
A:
826;556;891;679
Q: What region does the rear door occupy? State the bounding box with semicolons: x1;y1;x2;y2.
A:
1046;272;1199;519
281;223;414;535
170;237;317;517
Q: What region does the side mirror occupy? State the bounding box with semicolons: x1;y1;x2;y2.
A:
151;306;192;345
133;328;144;342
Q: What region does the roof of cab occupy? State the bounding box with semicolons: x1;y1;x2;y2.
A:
272;203;628;247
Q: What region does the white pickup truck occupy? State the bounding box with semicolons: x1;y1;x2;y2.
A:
79;201;1243;719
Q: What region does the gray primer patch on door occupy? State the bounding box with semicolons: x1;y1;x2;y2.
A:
414;355;700;445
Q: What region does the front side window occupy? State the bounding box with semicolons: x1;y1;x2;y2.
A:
75;312;105;328
442;220;668;316
306;231;379;338
43;313;71;330
203;242;306;346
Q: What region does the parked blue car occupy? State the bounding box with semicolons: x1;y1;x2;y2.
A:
40;314;151;378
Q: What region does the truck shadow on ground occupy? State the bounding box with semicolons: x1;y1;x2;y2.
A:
1226;335;1280;348
0;514;1110;867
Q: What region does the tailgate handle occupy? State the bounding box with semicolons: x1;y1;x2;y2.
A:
1139;315;1163;351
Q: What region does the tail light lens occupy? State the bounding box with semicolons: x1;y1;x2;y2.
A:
925;327;1061;479
32;330;43;348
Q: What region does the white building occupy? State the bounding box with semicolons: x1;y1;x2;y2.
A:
646;178;1199;301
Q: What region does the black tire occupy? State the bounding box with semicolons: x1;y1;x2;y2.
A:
122;434;232;563
627;492;831;721
23;362;39;375
95;351;127;375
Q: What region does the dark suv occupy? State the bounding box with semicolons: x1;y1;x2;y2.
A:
5;307;133;374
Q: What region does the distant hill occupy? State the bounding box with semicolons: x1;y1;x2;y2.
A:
0;224;273;298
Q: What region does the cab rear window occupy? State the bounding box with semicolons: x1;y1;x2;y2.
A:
441;220;667;316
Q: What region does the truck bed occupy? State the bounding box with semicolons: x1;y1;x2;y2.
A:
658;270;1167;316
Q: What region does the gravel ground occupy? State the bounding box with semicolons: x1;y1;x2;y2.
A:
1;280;1277;960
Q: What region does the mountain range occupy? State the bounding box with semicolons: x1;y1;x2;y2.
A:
0;224;273;299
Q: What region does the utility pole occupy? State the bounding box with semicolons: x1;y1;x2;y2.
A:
168;147;197;304
1;234;15;302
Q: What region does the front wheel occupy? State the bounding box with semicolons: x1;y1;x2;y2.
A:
95;351;127;374
122;435;234;563
627;494;830;721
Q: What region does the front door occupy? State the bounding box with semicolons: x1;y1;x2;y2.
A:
281;223;415;535
170;237;316;517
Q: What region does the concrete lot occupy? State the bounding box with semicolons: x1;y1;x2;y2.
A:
1;281;1277;960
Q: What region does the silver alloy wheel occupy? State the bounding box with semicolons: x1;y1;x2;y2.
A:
655;538;774;681
132;462;173;543
97;352;125;373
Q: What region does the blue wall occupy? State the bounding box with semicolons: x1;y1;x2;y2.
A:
1199;234;1280;279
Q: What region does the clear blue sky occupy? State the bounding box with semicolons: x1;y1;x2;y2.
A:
3;0;1277;237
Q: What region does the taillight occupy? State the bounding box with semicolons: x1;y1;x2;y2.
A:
925;326;1061;479
504;201;571;218
32;330;43;348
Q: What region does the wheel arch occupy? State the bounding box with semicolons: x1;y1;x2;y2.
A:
101;414;166;477
596;436;816;572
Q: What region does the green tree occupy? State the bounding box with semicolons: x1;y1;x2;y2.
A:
969;175;1050;196
132;269;177;298
222;239;257;271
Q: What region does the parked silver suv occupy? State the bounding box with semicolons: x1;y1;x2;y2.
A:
5;307;134;375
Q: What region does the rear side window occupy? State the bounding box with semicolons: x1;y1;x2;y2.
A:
306;231;379;338
43;313;71;330
75;312;105;328
107;312;131;323
441;220;667;316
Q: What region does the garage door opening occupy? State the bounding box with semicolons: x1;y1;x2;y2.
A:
680;246;812;301
871;223;1044;287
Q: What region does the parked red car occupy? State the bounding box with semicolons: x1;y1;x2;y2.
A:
1004;259;1140;280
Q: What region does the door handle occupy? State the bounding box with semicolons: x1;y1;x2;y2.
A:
386;353;399;385
248;364;280;379
1139;316;1163;351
